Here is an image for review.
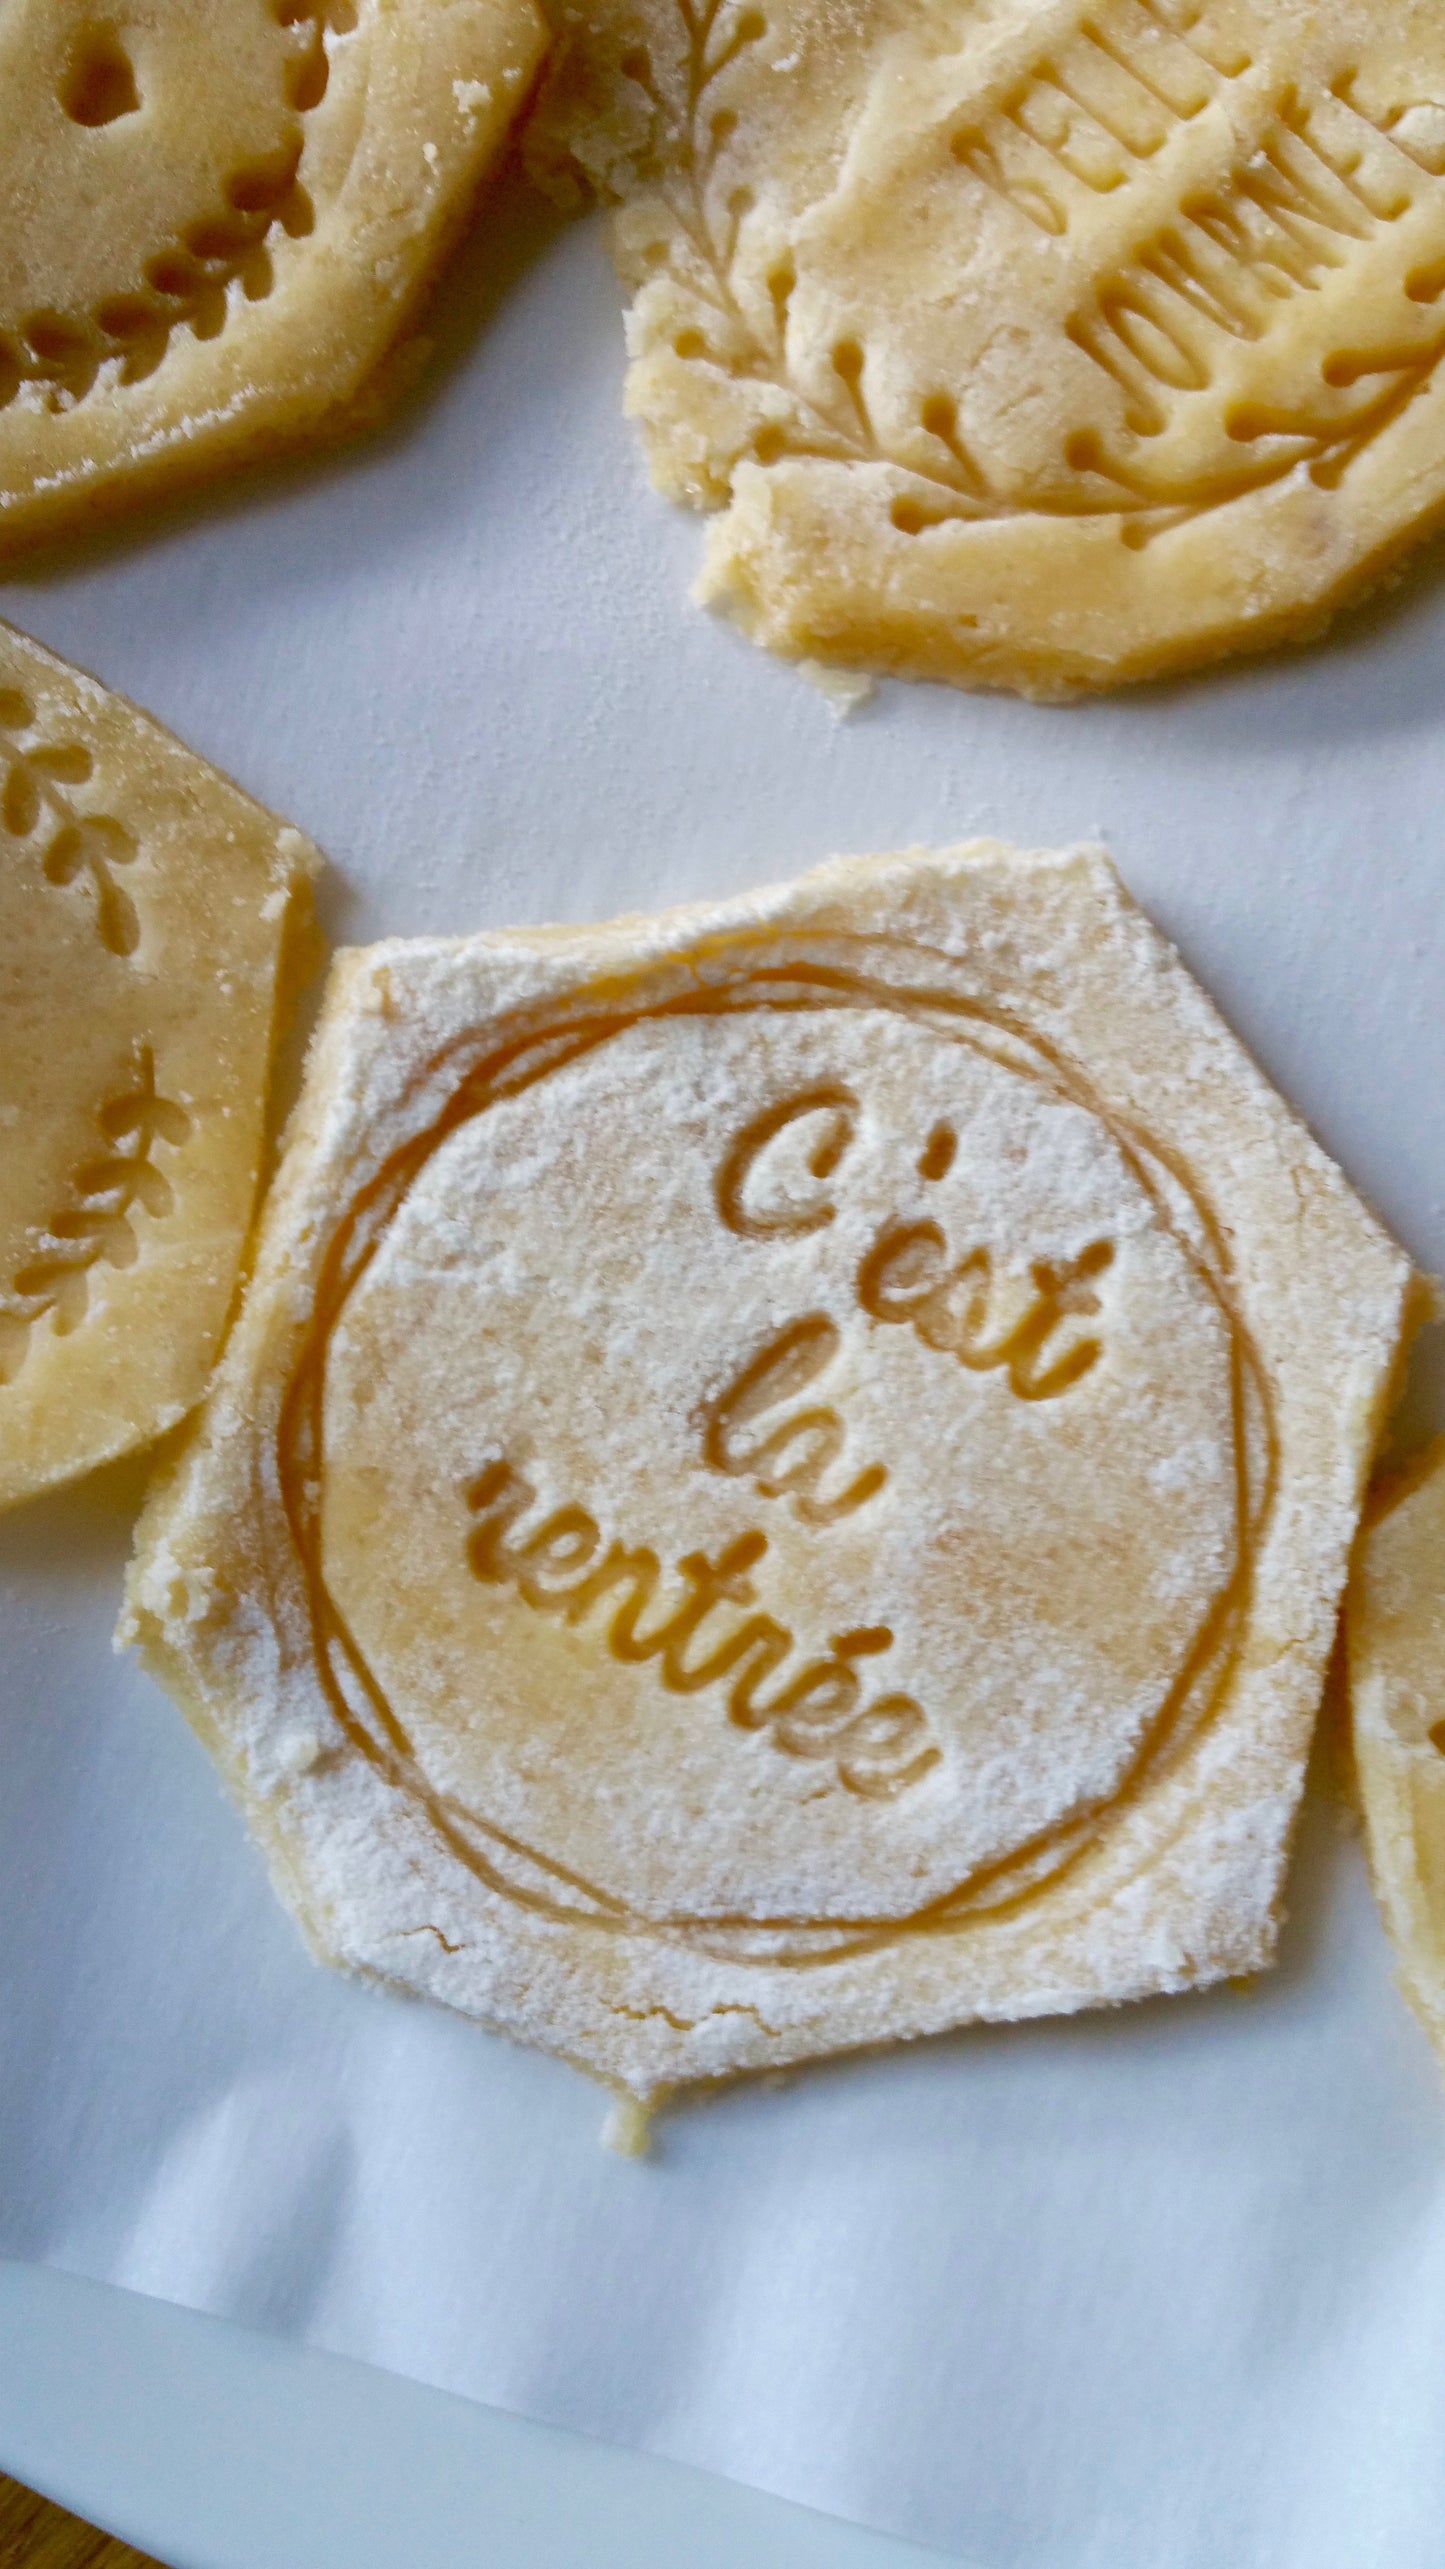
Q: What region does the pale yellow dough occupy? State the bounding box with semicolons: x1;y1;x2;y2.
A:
1347;1437;1445;2071
122;844;1417;2101
0;0;548;554
530;0;1445;697
0;620;318;1511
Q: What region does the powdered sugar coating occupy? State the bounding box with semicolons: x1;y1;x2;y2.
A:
122;842;1417;2099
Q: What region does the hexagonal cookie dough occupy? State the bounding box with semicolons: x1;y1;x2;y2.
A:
0;618;318;1510
0;0;548;555
121;843;1417;2105
1347;1436;1445;2072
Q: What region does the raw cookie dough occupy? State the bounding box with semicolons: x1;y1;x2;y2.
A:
530;0;1445;697
122;843;1416;2102
0;619;318;1510
0;0;548;555
1347;1436;1445;2072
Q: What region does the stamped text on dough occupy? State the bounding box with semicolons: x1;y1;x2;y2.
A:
460;1083;1116;1804
718;1087;1114;1402
464;1462;940;1799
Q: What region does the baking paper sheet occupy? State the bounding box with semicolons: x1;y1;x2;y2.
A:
4;175;1445;2569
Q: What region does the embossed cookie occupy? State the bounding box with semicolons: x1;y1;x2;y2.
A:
0;620;317;1510
0;0;547;554
530;0;1445;696
1347;1438;1445;2072
121;844;1415;2102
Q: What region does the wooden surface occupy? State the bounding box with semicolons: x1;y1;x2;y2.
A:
0;2477;163;2568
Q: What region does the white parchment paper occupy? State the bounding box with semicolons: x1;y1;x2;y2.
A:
4;176;1445;2569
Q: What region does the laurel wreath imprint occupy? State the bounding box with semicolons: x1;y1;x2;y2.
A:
0;685;144;956
630;0;1445;541
0;0;356;415
0;1046;192;1387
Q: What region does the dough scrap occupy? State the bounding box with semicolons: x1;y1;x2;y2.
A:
0;0;548;555
122;843;1416;2100
0;619;318;1510
529;0;1445;697
1347;1436;1445;2071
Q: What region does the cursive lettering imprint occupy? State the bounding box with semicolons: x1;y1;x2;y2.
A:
716;1085;858;1237
702;1314;887;1524
858;1227;1114;1399
716;1087;1113;1399
464;1457;939;1798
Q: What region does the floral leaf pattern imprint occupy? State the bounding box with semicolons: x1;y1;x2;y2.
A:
0;684;141;955
0;1;356;417
0;1045;192;1386
528;0;1445;692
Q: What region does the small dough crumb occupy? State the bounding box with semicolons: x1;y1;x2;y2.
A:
601;2095;654;2156
797;660;876;718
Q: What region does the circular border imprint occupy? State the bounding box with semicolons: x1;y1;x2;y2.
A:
276;939;1276;1971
